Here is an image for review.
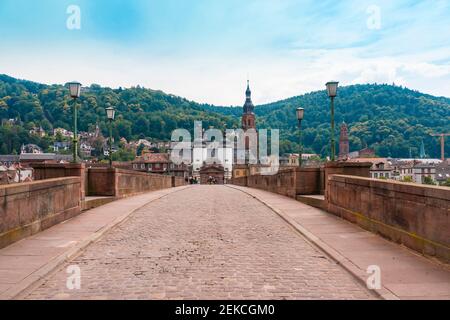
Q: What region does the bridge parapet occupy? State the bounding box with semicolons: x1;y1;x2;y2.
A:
232;167;322;198
87;167;185;198
31;163;87;200
232;162;449;262
324;161;371;194
327;174;450;263
0;177;81;249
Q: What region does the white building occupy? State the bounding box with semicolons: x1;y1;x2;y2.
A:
412;164;436;184
192;144;233;180
394;161;438;184
397;165;414;181
371;161;393;179
53;128;74;138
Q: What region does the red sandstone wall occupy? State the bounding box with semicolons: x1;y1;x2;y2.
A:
295;168;321;195
115;169;172;197
232;176;248;187
87;168;116;196
31;163;87;200
327;175;450;263
0;177;81;248
324;161;371;197
232;168;322;198
173;176;187;187
88;168;182;198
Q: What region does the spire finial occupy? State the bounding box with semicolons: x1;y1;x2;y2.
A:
243;78;254;114
245;79;251;97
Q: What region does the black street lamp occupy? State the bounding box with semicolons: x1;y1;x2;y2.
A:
326;81;339;161
67;82;82;163
296;107;305;167
105;106;116;168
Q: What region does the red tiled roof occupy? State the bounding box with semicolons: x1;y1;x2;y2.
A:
133;153;170;164
348;158;387;163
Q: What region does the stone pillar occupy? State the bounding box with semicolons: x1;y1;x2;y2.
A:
324;161;372;199
294;167;321;195
87;167;117;197
319;167;325;195
30;163;86;200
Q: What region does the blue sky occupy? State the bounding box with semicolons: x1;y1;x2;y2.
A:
0;0;449;105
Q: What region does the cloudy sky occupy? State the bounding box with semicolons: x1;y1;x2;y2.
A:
0;0;449;105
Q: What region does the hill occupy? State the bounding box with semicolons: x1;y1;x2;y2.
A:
0;74;449;158
251;84;450;158
0;74;239;155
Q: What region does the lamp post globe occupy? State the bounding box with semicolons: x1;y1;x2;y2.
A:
325;81;339;161
105;105;116;168
296;107;304;121
106;106;116;120
326;81;339;98
67;82;82;99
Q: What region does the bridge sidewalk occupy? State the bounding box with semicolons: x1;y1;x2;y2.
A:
0;186;189;300
229;185;450;300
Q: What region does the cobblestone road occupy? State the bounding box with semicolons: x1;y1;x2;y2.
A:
24;186;375;300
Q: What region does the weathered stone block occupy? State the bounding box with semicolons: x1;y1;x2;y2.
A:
327;174;450;263
0;177;81;249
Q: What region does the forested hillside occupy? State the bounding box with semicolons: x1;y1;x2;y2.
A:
251;84;450;158
0;74;238;154
0;74;449;158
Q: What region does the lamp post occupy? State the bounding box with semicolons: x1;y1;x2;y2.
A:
67;82;82;163
296;107;305;167
326;81;339;161
105;106;116;168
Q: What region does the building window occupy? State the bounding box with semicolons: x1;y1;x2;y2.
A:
374;173;378;178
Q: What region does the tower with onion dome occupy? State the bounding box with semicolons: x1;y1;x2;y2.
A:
242;80;256;130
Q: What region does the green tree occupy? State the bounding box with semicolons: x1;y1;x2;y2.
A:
401;176;414;183
423;176;436;185
112;148;135;162
136;143;145;156
441;179;450;187
0;75;449;159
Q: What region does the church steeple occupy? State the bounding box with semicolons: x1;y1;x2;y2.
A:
242;80;256;130
243;80;254;114
339;121;350;160
420;139;426;159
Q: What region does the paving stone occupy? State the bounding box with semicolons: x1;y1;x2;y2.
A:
24;186;375;300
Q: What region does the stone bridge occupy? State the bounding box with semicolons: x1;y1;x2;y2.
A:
0;164;449;300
